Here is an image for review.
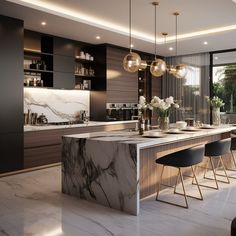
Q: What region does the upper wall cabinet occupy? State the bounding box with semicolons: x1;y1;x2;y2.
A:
106;46;138;103
54;37;75;57
53;37;75;89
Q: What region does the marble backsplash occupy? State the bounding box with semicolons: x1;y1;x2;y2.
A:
24;88;90;123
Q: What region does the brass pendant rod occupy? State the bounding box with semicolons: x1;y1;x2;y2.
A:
174;12;180;57
129;0;132;53
152;2;159;59
176;13;177;57
154;3;157;59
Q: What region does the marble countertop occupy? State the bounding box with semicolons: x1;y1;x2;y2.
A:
64;125;236;149
24;120;138;132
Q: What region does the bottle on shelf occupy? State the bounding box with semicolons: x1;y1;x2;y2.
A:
30;60;37;69
40;61;47;70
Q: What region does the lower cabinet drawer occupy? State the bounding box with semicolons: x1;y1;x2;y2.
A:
24;145;61;169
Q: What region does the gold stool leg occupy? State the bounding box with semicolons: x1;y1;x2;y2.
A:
214;156;230;183
225;151;236;179
231;151;236;168
191;166;203;200
174;168;180;194
156;165;165;200
156;167;189;208
210;157;219;189
226;151;236;175
179;168;188;208
196;157;219;190
203;158;210;179
176;166;203;200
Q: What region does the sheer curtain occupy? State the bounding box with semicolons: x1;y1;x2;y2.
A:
162;53;210;123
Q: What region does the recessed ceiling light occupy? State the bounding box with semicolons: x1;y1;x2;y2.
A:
232;0;236;3
169;47;174;51
41;21;46;26
203;41;208;45
214;56;218;60
15;1;236;44
130;44;134;48
95;35;100;40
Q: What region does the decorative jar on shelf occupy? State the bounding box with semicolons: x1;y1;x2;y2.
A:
212;107;221;126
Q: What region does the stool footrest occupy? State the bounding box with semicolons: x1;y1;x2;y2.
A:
204;175;230;184
174;191;203;200
156;198;188;209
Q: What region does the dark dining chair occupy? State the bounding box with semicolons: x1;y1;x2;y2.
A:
155;145;205;208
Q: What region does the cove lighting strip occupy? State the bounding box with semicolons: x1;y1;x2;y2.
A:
7;0;236;44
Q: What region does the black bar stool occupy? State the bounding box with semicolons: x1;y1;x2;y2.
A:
201;138;231;190
229;137;236;175
232;217;236;236
155;145;205;208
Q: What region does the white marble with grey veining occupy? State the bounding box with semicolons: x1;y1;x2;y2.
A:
24;120;138;132
62;136;139;215
64;126;236;149
62;126;236;216
0;166;236;236
24;87;90;123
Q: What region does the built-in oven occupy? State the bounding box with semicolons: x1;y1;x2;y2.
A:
106;103;139;121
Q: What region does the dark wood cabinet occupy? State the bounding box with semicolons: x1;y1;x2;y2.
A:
0;15;24;173
54;54;74;73
54;72;75;89
54;37;75;57
0;133;24;173
106;46;138;103
24;122;136;169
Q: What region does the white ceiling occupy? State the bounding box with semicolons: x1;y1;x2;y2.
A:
1;0;236;56
213;51;236;65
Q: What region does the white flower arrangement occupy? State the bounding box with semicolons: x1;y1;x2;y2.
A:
206;96;224;108
150;96;179;117
138;96;150;116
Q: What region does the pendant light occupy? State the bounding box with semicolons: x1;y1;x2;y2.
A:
150;2;166;77
169;12;187;79
123;0;142;73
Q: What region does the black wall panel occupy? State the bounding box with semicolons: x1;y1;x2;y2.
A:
0;15;24;173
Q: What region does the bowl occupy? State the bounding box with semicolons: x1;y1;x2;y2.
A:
176;121;187;129
202;124;211;128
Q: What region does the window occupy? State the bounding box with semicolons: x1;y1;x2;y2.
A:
212;51;236;113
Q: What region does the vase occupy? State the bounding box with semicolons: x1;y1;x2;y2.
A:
158;116;169;131
212;107;221;126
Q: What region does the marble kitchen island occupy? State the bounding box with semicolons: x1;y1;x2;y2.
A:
62;126;235;215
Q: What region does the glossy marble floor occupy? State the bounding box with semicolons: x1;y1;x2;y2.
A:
0;166;235;236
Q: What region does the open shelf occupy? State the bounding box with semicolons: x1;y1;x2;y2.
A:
24;68;53;73
24;49;53;57
75;58;95;64
74;74;95;78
